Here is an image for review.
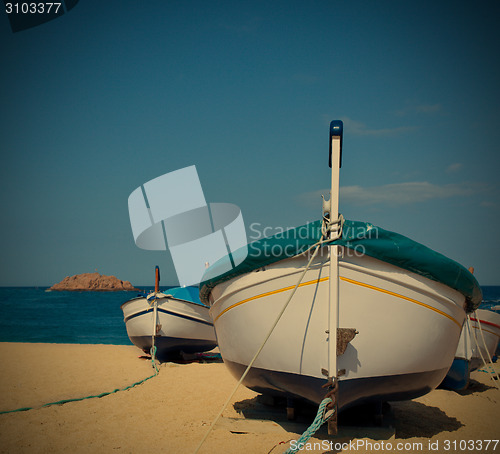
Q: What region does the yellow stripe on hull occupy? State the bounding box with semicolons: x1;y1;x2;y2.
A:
213;274;462;328
214;276;328;322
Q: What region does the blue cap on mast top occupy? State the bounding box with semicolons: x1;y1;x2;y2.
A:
329;120;343;168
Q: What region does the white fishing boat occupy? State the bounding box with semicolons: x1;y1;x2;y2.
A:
442;308;500;390
122;267;217;360
199;121;482;420
467;309;500;366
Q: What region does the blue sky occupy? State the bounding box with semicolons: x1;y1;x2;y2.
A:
1;1;499;286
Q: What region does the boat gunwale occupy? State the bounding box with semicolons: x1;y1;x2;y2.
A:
469;316;500;331
200;219;482;310
120;294;210;311
209;250;466;329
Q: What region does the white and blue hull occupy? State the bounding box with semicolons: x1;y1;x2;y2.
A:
208;247;467;411
121;294;217;360
442;309;500;390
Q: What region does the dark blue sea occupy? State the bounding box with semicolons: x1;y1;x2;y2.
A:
0;286;499;345
0;286;172;345
478;286;500;311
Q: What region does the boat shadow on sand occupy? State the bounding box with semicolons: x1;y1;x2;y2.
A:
453;377;497;396
138;351;223;364
390;400;463;439
224;395;463;452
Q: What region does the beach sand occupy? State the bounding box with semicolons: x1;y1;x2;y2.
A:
0;342;498;454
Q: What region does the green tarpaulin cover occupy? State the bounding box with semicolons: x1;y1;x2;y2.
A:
200;219;482;312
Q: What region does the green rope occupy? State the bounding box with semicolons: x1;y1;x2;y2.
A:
0;346;160;416
150;345;159;374
284;397;334;454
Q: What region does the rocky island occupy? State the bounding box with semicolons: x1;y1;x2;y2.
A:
49;272;140;292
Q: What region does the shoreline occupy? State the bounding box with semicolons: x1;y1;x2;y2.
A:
0;342;499;453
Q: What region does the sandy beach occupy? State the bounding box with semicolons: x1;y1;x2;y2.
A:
0;342;498;454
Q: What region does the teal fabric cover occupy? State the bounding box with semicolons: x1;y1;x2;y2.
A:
166;286;204;306
199;220;482;311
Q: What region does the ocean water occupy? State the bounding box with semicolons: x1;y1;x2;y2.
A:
0;286;498;345
480;286;500;311
0;286;165;345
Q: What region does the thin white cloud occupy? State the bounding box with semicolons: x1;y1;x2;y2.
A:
299;181;485;207
446;163;463;173
395;103;443;116
341;117;417;136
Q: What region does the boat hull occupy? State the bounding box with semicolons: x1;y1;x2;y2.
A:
442;309;500;390
469;309;500;364
224;359;448;407
121;295;217;360
208;247;466;411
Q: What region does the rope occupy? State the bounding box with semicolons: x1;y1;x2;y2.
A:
148;293;159;364
0;347;160;416
150;345;160;374
283;397;334;454
193;228;327;454
321;213;344;241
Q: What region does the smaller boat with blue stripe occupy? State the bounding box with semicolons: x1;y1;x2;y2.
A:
121;267;217;360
